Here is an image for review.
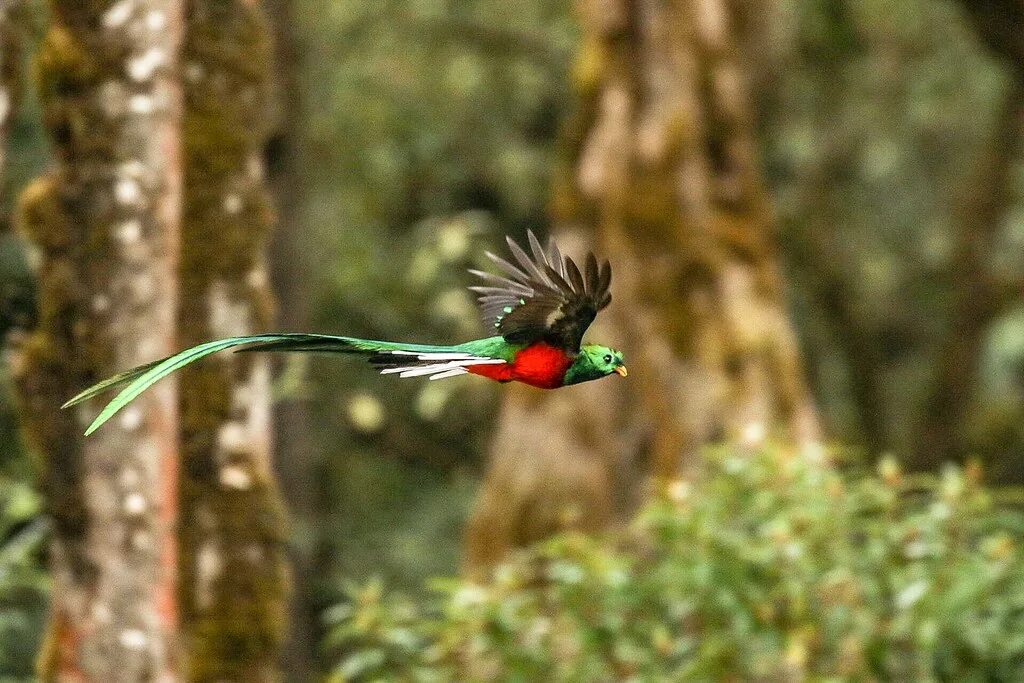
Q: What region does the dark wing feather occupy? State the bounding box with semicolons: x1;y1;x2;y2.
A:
468;231;613;352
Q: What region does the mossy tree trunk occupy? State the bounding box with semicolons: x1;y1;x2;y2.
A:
1;0;26;231
265;0;323;675
465;0;819;574
177;0;289;678
1;2;34;339
12;0;183;677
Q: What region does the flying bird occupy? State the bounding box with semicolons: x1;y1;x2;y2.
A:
64;231;626;435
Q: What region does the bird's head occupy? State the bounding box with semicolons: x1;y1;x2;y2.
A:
563;344;627;386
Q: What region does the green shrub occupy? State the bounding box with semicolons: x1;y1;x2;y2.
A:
326;446;1024;681
0;476;48;679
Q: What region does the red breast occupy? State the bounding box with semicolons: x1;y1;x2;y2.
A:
466;343;573;389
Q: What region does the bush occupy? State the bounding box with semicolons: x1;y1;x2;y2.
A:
0;477;48;679
325;446;1024;681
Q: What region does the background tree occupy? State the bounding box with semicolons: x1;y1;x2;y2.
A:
0;1;23;217
264;0;324;676
757;1;1024;478
11;0;183;677
912;0;1024;470
177;0;289;678
0;1;35;342
464;0;821;573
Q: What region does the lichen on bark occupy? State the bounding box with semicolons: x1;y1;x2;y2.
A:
177;0;289;679
11;0;184;678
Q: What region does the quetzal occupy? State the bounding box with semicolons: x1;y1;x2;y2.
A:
64;231;626;435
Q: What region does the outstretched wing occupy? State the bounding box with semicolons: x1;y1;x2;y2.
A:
63;333;505;435
469;231;612;352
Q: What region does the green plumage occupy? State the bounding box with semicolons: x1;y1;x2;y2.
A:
62;334;518;436
64;232;626;436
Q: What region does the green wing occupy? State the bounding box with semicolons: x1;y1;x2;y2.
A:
64;333;508;436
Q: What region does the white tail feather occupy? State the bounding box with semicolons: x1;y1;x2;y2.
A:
380;355;505;380
428;368;467;380
397;364;460;378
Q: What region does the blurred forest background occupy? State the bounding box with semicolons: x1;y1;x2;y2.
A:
1;0;1024;679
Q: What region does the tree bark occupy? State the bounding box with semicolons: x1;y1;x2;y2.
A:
908;1;1024;470
912;76;1024;469
0;0;22;210
264;0;323;676
465;0;819;575
12;0;183;678
177;0;290;678
0;1;29;339
776;24;889;454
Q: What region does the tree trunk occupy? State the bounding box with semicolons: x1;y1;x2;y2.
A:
910;2;1024;470
911;84;1024;469
0;3;33;342
177;0;289;678
264;0;323;676
465;0;819;575
0;0;22;209
12;0;183;677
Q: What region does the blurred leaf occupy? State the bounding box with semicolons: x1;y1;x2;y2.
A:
326;445;1024;680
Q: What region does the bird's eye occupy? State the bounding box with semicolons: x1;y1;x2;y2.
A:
603;354;612;364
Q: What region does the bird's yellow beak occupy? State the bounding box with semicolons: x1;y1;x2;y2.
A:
614;365;628;377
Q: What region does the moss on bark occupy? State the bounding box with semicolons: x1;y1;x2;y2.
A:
178;1;289;679
14;0;183;678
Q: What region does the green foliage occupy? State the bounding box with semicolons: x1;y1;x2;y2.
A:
0;476;47;679
768;0;1024;463
0;316;46;681
293;0;576;592
327;446;1024;680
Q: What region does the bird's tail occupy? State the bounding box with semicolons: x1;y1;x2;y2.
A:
63;333;504;436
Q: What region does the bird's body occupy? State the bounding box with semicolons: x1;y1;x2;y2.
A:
465;341;572;388
65;231;626;435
